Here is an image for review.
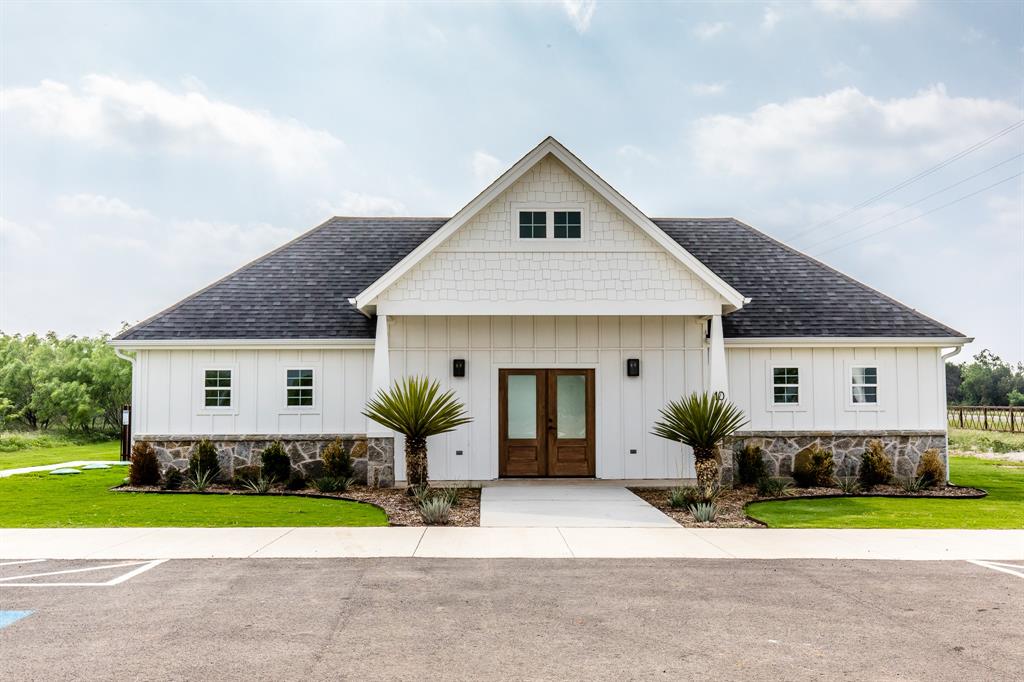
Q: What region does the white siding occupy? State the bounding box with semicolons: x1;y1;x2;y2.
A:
389;315;707;482
133;348;373;436
726;346;946;431
377;156;721;315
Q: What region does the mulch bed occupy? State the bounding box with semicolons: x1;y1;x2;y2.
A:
631;483;987;528
114;483;481;527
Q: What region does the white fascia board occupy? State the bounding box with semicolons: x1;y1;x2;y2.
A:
724;337;974;348
354;136;746;311
377;299;726;316
109;338;375;351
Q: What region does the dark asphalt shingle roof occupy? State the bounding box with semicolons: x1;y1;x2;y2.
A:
115;216;963;341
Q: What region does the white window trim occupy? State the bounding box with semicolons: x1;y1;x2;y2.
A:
847;363;882;411
196;364;239;415
281;365;320;413
766;363;806;412
510;202;587;244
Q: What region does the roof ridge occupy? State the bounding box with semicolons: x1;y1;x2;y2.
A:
113;217;341;341
723;217;964;337
329;216;450;221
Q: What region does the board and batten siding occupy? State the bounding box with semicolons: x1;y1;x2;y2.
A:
388;315;707;482
726;346;946;432
132;348;373;436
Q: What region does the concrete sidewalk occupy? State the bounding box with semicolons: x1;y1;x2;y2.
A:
1;527;1021;560
0;461;125;478
480;485;678;527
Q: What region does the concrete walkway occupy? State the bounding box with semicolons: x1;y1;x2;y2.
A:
480;484;678;527
1;527;1021;560
0;461;125;478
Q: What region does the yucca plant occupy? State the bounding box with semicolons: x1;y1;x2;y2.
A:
242;476;272;495
363;376;472;490
187;468;217;492
688;502;719;523
652;392;748;500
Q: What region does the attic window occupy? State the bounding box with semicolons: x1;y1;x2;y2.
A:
554;211;581;239
515;208;584;240
519;211;547;239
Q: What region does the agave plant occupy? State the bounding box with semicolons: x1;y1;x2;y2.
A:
363;376;473;490
187;468;217;492
652;392;748;500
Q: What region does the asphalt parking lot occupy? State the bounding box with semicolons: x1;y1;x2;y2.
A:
1;558;1021;681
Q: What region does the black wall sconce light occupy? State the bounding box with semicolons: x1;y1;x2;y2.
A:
626;358;640;377
452;358;466;377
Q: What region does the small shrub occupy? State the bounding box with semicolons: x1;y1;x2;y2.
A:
418;497;452;525
129;441;160;486
188;468;217;492
260;441;291;483
792;444;835;488
669;486;700;508
243;477;272;494
836;476;861;495
162;466;183;491
858;440;894;490
321;438;354;478
189;439;221;480
915;449;945;488
734;443;767;486
757;477;793;498
411;484;433;505
285;472;307;490
897;475;927;493
232;464;262;486
312;476;351;493
436;487;460;507
688;502;718;523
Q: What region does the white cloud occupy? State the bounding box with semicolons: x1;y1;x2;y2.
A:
813;0;917;21
822;61;860;81
762;7;781;31
617;145;658;163
55;193;151;220
690;82;728;96
561;0;596;34
0;75;343;176
692;84;1023;177
0;216;43;249
693;21;731;40
318;191;407;217
471;150;505;186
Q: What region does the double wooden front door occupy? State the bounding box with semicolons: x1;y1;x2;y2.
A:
498;368;595;477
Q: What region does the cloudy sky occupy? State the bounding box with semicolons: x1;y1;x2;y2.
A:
1;1;1022;362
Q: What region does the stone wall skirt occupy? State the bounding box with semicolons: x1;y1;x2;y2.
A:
136;434;396;488
728;430;947;479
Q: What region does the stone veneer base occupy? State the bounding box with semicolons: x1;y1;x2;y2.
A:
136;434;396;488
724;430;947;484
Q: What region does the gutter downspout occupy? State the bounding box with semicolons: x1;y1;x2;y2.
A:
940;346;963;484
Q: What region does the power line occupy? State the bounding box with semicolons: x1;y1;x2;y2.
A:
813;171;1024;256
801;152;1024;251
787;119;1024;243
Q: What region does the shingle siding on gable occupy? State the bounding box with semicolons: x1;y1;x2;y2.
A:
378;156;718;306
115;217;963;342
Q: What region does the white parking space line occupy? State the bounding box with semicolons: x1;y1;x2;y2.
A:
0;559;47;567
1;559;167;587
967;559;1024;580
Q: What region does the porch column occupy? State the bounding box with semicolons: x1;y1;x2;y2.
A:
708;314;728;398
368;313;391;437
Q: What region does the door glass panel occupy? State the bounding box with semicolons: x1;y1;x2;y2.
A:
556;374;586;439
507;375;537;439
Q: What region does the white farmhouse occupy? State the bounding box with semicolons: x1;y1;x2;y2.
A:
112;138;970;486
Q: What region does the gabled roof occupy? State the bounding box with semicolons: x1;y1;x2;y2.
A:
113;216;966;343
353;137;747;311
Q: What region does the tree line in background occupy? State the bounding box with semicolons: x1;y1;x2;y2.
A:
947;350;1024;407
0;333;131;433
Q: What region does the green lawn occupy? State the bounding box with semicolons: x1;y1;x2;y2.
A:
0;468;388;527
0;440;120;470
746;456;1024;529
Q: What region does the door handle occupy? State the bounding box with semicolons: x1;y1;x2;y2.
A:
548;418;555;432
